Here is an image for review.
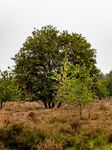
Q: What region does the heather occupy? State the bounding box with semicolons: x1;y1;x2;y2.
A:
0;99;112;150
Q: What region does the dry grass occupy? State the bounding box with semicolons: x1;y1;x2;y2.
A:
1;99;112;149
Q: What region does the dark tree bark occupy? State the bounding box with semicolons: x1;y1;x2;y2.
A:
48;101;51;109
52;102;55;107
57;102;62;108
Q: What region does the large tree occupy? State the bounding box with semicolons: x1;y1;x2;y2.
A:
12;25;98;108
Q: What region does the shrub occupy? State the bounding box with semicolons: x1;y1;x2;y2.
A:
0;123;46;150
0;70;21;109
88;134;106;149
58;125;74;135
37;139;63;150
26;111;41;123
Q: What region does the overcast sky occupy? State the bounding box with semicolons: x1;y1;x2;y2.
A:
0;0;112;74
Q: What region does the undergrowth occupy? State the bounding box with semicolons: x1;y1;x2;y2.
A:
0;100;112;150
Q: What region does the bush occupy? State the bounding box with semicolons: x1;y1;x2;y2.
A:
0;70;21;109
0;123;46;150
37;139;63;150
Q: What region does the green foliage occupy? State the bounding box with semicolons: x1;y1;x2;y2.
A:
12;25;60;108
96;78;109;100
88;134;106;149
95;71;112;99
52;56;95;118
104;144;112;150
0;69;21;108
106;70;112;97
65;137;78;150
95;70;112;100
12;25;98;108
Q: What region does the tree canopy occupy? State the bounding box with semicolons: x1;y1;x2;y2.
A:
12;25;98;108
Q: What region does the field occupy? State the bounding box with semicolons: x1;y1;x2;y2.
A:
1;99;112;150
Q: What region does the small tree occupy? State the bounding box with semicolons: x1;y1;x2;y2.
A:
0;69;21;109
52;56;95;118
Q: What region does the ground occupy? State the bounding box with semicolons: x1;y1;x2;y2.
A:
1;99;112;150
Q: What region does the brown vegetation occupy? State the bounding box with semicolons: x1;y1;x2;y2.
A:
1;99;112;149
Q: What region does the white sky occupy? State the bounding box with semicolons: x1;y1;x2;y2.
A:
0;0;112;74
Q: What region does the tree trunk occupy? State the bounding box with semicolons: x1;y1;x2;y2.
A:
48;102;51;109
79;107;82;119
52;102;55;107
0;101;2;109
57;102;62;108
43;101;47;109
